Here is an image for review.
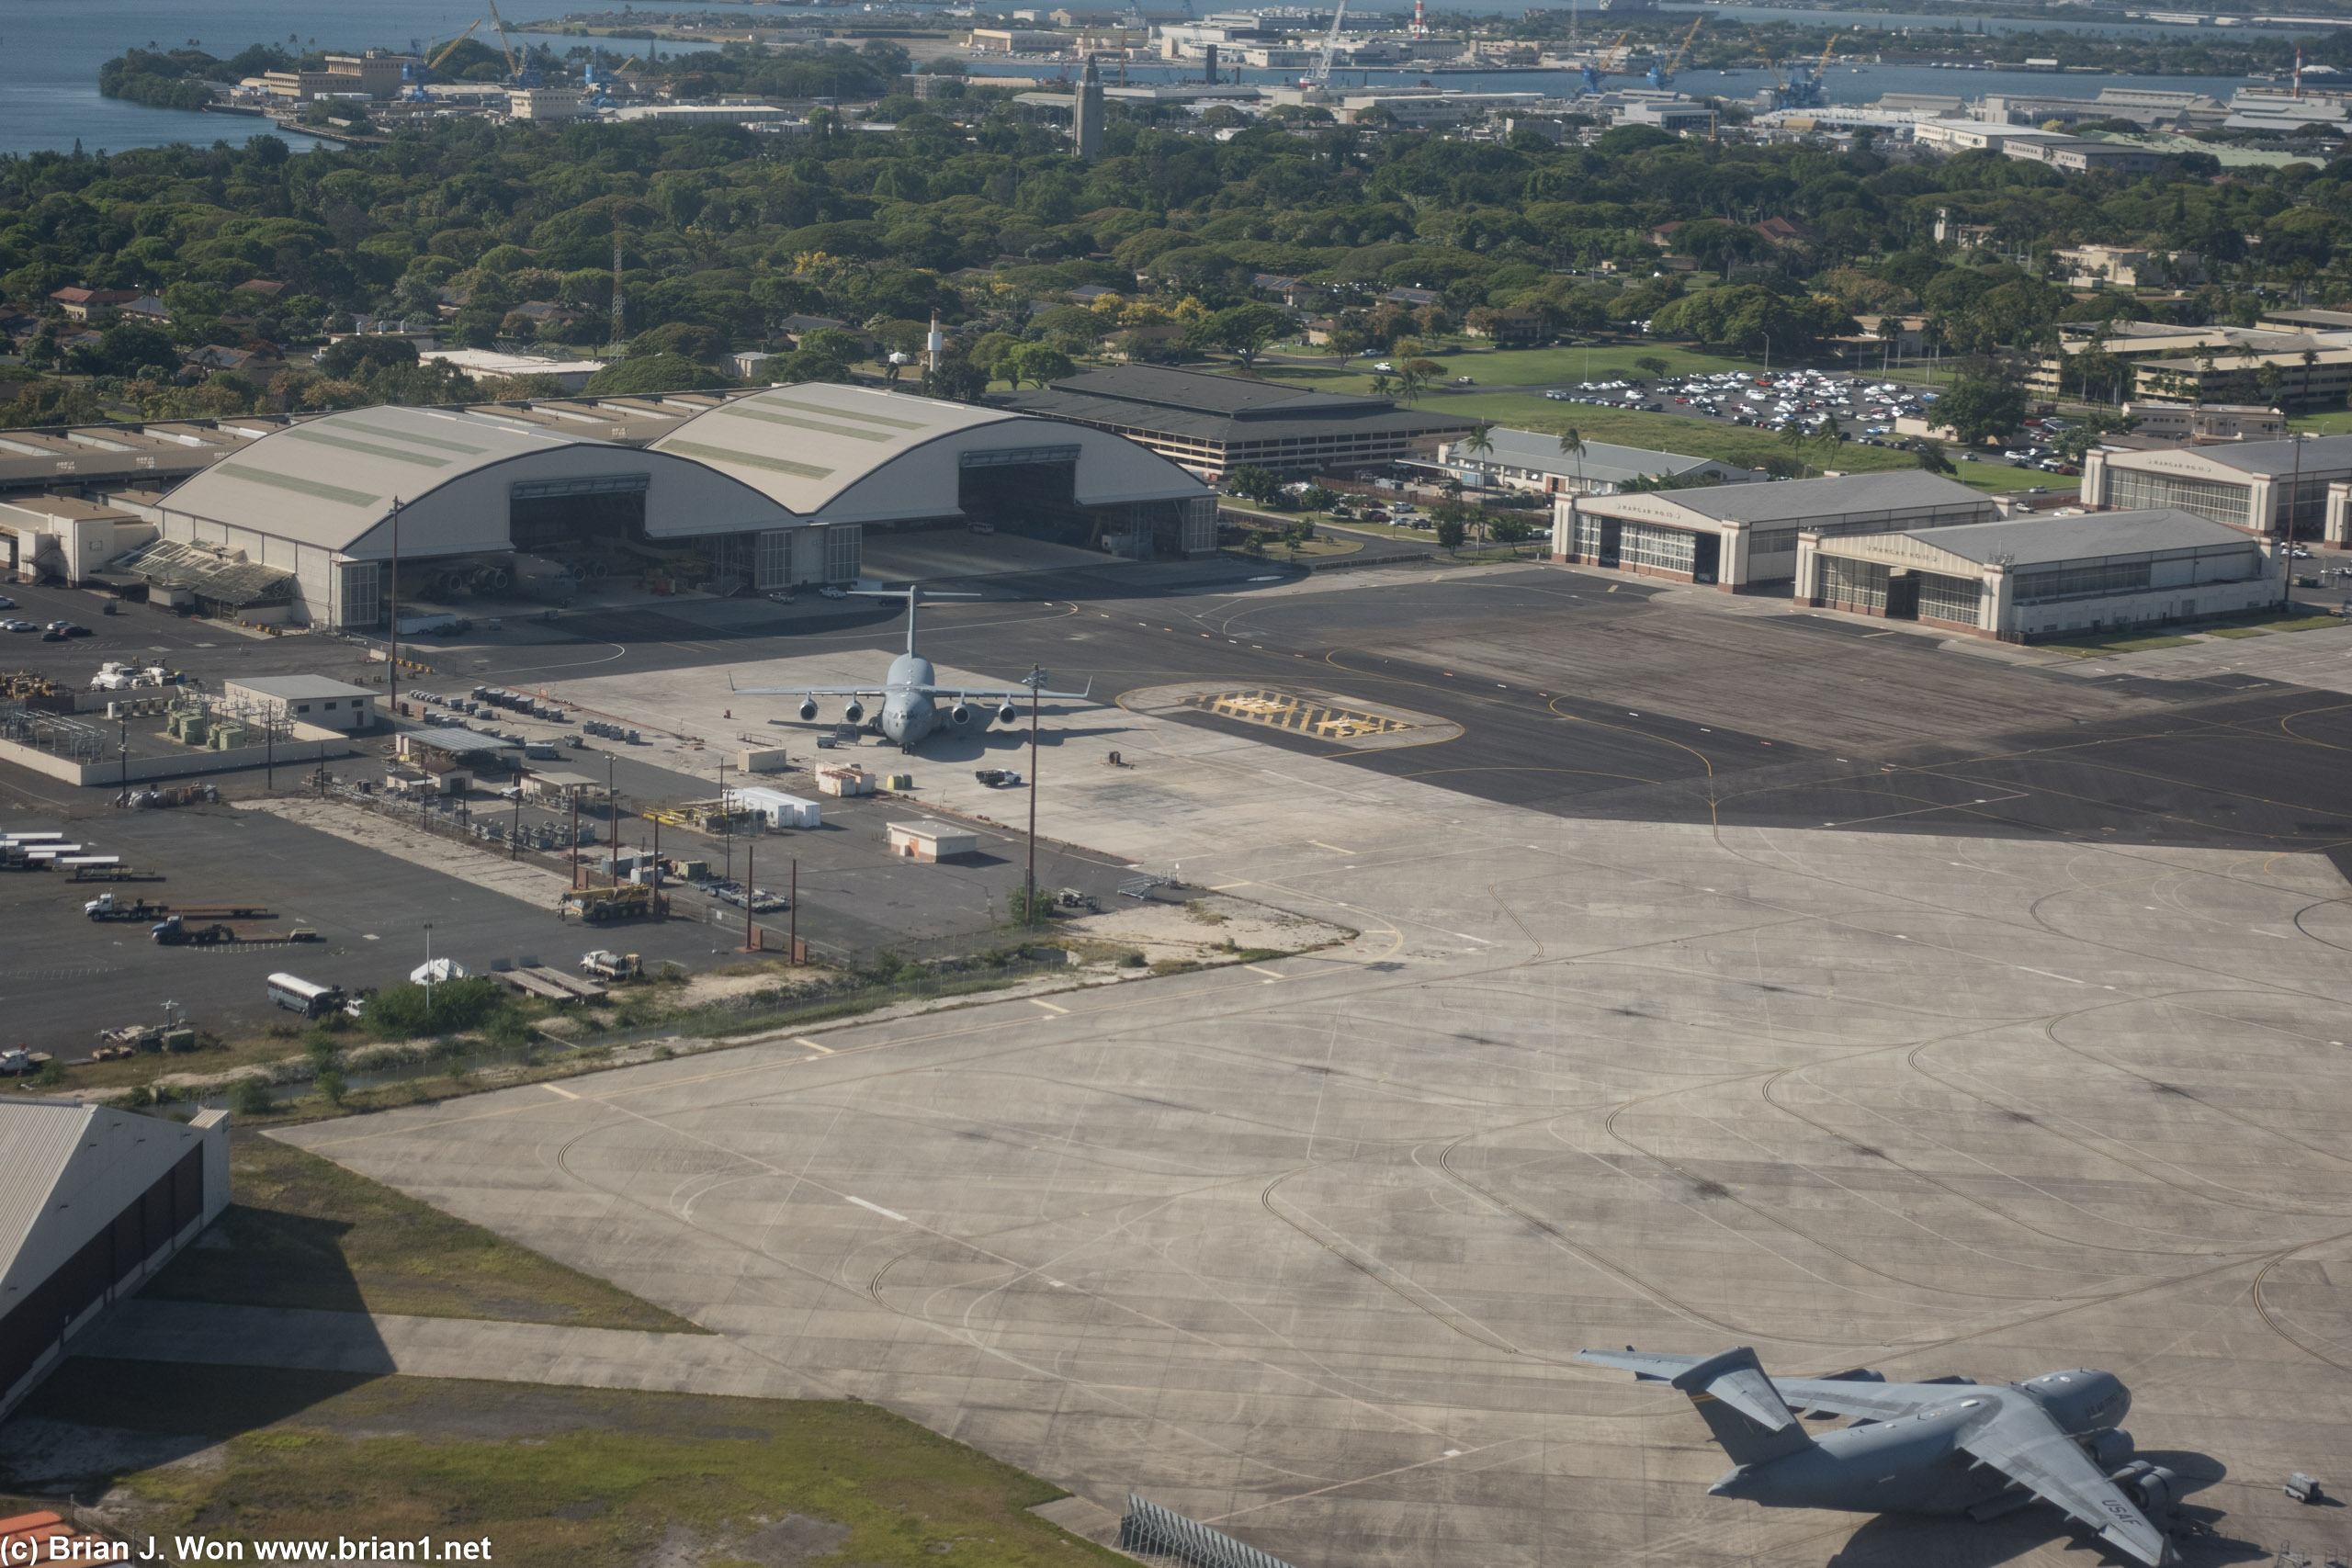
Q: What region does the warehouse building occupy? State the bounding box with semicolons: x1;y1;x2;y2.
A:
2083;434;2352;539
1554;470;1995;590
1;1100;231;1420
1794;507;2282;641
1433;427;1762;497
998;367;1477;483
649;383;1216;560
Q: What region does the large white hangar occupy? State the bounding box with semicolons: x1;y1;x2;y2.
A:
145;405;812;628
649;384;1219;561
118;389;1217;626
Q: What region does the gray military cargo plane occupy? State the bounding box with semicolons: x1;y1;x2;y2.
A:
730;586;1091;752
1578;1347;2179;1565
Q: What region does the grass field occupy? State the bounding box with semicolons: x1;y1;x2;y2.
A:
11;1361;1125;1568
2040;632;2199;657
140;1132;704;1331
1258;341;1770;389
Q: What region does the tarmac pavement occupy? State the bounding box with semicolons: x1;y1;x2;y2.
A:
280;614;2352;1568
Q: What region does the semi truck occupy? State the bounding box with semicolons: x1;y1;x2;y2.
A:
560;885;659;923
90;892;271;920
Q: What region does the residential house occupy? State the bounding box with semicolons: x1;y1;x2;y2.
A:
47;288;139;322
1751;215;1818;248
1464;306;1547;346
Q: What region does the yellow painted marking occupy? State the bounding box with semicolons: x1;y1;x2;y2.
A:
540;1082;578;1100
1182;686;1416;740
1030;998;1069;1014
1244;964;1286;980
1309;840;1358;855
794;1036;834;1054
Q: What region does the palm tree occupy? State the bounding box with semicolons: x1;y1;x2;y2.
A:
1557;426;1586;493
1779;417;1813;478
1463;421;1494;492
1814;412;1844;468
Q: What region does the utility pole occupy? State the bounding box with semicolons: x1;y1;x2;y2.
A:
423;920;435;1015
512;767;523;858
606;752;617;886
789;856;797;964
1024;665;1043;924
386;496;402;713
745;843;755;952
609;232;627;350
570;788;580;888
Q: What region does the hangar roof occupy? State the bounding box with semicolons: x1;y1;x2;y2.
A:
650;385;1025;516
157;406;613;550
650;384;1209;521
1899;507;2254;567
2109;431;2352;478
1632;469;1988;524
0;1100;90;1279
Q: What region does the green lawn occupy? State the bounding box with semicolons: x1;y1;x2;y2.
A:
2041;632;2199;657
141;1131;706;1331
2289;408;2352;434
1260;341;1770;389
14;1361;1126;1568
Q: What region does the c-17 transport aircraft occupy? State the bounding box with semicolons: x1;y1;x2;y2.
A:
1578;1347;2181;1565
730;586;1092;752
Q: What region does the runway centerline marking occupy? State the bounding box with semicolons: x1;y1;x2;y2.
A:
1030;998;1069;1014
2014;967;2084;985
847;1196;909;1223
1309;840;1358;854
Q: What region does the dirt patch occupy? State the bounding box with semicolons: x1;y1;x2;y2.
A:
0;1418;217;1491
1049;894;1348;969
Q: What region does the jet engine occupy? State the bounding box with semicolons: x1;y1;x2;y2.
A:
2107;1461;2179;1523
2085;1428;2133;1470
997;702;1019;725
798;699;818;721
842;700;865;725
949;703;972;726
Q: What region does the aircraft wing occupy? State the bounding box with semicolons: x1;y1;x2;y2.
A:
728;685;881;698
1958;1404;2173;1567
1577;1350;1939;1422
920;684;1093;704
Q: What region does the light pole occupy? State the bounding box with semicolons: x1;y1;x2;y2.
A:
1023;665;1046;924
2285;430;2309;605
385;496;402;713
422;920;435;1016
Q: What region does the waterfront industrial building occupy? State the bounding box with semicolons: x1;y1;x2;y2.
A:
1552;470;1996;590
1795;508;2283;641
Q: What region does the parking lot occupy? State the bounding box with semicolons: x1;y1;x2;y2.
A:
1544;367;2086;478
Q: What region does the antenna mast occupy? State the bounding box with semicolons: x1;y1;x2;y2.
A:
609;233;626;349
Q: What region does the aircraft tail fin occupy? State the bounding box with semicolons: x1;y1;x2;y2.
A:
1669;1348;1814;1468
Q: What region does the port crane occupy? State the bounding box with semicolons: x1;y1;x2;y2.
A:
1301;0;1348;89
1647;17;1702;90
1747;26;1786;100
1577;29;1630;95
483;0;540;85
406;22;482;98
1781;31;1838;109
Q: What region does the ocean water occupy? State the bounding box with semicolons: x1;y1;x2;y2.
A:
0;0;725;157
0;0;2284;157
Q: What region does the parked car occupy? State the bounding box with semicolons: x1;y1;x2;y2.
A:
0;596;15;609
818;586;847;599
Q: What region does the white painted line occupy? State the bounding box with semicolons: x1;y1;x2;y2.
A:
794;1036;834;1054
1031;998;1069;1014
1451;931;1493;944
1210;881;1254;890
1245;964;1285;979
1309;840;1358;854
2014;966;2083;985
848;1196;909;1223
539;1082;578;1100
